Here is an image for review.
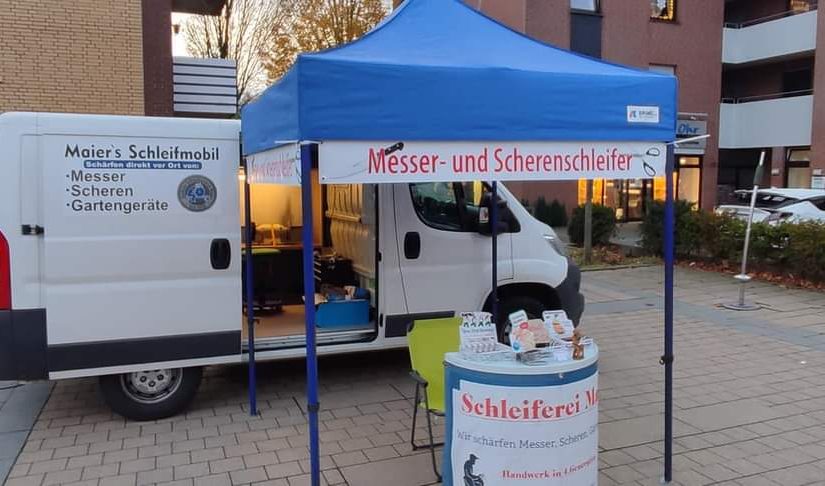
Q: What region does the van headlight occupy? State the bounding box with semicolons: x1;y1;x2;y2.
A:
543;233;567;257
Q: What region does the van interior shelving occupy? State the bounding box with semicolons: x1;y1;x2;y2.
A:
240;169;378;350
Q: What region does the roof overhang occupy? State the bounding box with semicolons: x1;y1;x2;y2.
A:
172;0;226;15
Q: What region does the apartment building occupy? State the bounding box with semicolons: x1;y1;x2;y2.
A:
0;0;236;118
467;0;823;219
721;0;822;198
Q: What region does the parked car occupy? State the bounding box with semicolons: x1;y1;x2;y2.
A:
715;188;825;224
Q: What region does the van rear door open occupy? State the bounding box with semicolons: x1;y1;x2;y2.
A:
40;117;242;378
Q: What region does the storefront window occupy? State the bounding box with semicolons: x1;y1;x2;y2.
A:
652;173;679;202
786;148;812;188
787;167;812;188
625;180;645;220
677;157;701;206
577;179;605;206
651;0;675;21
580;171;692;221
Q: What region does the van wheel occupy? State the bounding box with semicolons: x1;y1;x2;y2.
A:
496;296;545;343
100;367;202;421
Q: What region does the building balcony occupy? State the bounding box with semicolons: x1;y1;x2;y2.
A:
173;57;238;117
723;9;817;64
719;93;813;149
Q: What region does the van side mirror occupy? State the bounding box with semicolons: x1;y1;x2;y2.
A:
477;194;518;235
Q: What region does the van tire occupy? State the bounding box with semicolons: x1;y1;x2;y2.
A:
497;296;545;343
100;367;203;421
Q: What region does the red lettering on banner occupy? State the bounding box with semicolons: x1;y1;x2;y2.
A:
369;148;441;175
509;405;520;420
387;154;399;174
458;391;594;422
368;148;385;174
461;393;473;413
586;388;599;407
367;145;644;177
542;155;552;172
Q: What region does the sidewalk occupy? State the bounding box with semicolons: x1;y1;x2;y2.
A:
3;267;825;485
0;381;50;484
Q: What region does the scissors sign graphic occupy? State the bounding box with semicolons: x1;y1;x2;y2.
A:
630;146;662;177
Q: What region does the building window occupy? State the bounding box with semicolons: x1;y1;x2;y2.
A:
649;64;676;76
571;0;599;12
651;0;676;21
790;1;814;13
786;147;812;188
677;157;701;206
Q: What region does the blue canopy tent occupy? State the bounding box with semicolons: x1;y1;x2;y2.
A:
241;0;677;484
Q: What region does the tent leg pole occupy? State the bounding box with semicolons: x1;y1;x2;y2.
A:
243;157;257;417
301;144;321;486
663;145;675;483
491;181;498;324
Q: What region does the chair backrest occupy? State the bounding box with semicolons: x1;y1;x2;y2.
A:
407;316;461;412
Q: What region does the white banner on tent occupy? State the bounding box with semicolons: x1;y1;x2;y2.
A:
319;140;666;184
247;143;301;185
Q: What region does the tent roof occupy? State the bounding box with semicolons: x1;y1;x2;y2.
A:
242;0;677;156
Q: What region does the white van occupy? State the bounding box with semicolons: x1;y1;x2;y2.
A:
0;112;583;419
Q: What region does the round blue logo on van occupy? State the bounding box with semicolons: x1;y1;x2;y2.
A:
178;175;217;212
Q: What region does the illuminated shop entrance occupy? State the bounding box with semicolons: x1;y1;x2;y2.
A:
578;156;702;221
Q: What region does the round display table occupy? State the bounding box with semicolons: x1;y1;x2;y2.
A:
443;345;599;486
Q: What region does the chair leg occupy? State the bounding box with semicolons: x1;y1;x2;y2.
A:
410;382;421;451
423;388;442;482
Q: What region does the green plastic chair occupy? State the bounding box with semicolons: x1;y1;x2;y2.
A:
407;316;461;482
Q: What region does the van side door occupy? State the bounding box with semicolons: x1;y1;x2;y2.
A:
391;182;513;330
41;131;241;378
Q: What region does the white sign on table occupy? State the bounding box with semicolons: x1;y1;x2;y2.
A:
459;312;498;354
451;377;598;485
319;141;666;184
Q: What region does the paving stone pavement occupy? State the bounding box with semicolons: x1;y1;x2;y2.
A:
5;266;825;486
0;381;51;484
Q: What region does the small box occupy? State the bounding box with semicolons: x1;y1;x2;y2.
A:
316;299;370;328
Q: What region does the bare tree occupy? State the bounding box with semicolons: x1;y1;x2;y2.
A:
184;0;285;103
263;0;387;82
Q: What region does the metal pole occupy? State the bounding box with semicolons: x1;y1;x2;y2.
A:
723;150;765;311
242;157;257;417
300;144;321;486
663;144;675;483
584;180;593;264
490;181;499;323
738;185;759;305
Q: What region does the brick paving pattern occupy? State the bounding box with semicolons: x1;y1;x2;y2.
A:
5;266;825;485
0;381;50;484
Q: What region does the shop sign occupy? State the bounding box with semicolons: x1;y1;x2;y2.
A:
451;376;598;485
812;175;825;190
318;141;666;184
676;119;707;153
247;143;301;185
47;134;234;217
